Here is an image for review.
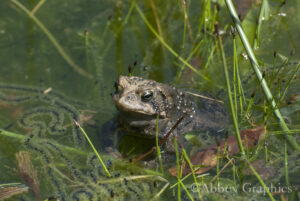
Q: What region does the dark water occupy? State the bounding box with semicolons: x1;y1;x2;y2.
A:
0;0;299;200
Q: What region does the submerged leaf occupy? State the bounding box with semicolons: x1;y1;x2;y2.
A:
0;186;28;200
169;126;265;176
16;151;41;201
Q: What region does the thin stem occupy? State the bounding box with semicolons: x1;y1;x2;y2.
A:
248;161;276;201
31;0;46;15
155;114;164;174
253;0;269;49
181;0;187;49
176;40;203;81
279;62;300;103
150;0;164;40
174;137;181;201
182;148;201;199
73;120;111;177
284;139;290;186
233;39;238;118
216;26;245;156
216;142;220;184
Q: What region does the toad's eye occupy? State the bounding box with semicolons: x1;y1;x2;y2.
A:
141;90;153;102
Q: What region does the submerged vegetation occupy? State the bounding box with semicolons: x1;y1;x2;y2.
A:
0;0;300;200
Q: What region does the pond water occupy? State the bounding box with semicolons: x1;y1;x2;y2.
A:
0;0;299;200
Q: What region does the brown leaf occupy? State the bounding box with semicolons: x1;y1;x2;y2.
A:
169;126;266;176
0;186;28;200
16;151;41;201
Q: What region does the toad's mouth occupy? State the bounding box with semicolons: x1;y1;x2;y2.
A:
118;111;158;127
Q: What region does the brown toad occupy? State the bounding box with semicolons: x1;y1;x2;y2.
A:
113;75;227;151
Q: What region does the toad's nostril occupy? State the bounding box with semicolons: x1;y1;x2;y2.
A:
114;81;119;93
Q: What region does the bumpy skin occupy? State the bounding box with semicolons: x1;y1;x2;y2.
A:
113;76;227;151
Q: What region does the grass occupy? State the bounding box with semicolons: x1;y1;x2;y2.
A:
225;0;300;151
1;0;300;200
73;119;111;177
134;3;210;82
174;137;182;201
155;114;164;174
216;22;245;157
247;161;276;201
181;147;201;199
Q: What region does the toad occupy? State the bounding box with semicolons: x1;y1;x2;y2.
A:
113;75;227;152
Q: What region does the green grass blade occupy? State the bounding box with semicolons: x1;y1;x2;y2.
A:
174;137;181;201
73;120;111;177
155;114;164;174
253;0;269;49
247;161;276;201
182;148;201;199
216;26;245;156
